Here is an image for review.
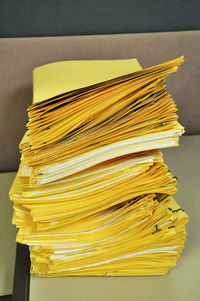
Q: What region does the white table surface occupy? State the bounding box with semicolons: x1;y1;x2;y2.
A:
2;135;199;300
30;135;200;301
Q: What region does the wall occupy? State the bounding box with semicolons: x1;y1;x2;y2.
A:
1;0;200;38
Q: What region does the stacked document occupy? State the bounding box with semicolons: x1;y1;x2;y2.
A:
9;57;188;276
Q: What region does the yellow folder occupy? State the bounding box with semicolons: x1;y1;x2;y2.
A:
9;57;188;277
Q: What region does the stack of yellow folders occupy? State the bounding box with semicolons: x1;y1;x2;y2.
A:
9;57;188;276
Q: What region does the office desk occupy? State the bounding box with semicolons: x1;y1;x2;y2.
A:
29;135;200;301
1;135;199;301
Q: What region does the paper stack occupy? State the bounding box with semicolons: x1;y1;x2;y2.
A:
9;57;188;276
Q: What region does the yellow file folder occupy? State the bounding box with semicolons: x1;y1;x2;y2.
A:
9;57;188;276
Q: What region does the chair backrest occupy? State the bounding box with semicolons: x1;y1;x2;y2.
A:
0;30;199;171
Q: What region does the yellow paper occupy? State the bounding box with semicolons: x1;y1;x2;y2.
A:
33;59;142;103
9;57;188;277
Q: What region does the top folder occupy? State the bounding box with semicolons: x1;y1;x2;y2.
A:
33;59;141;103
